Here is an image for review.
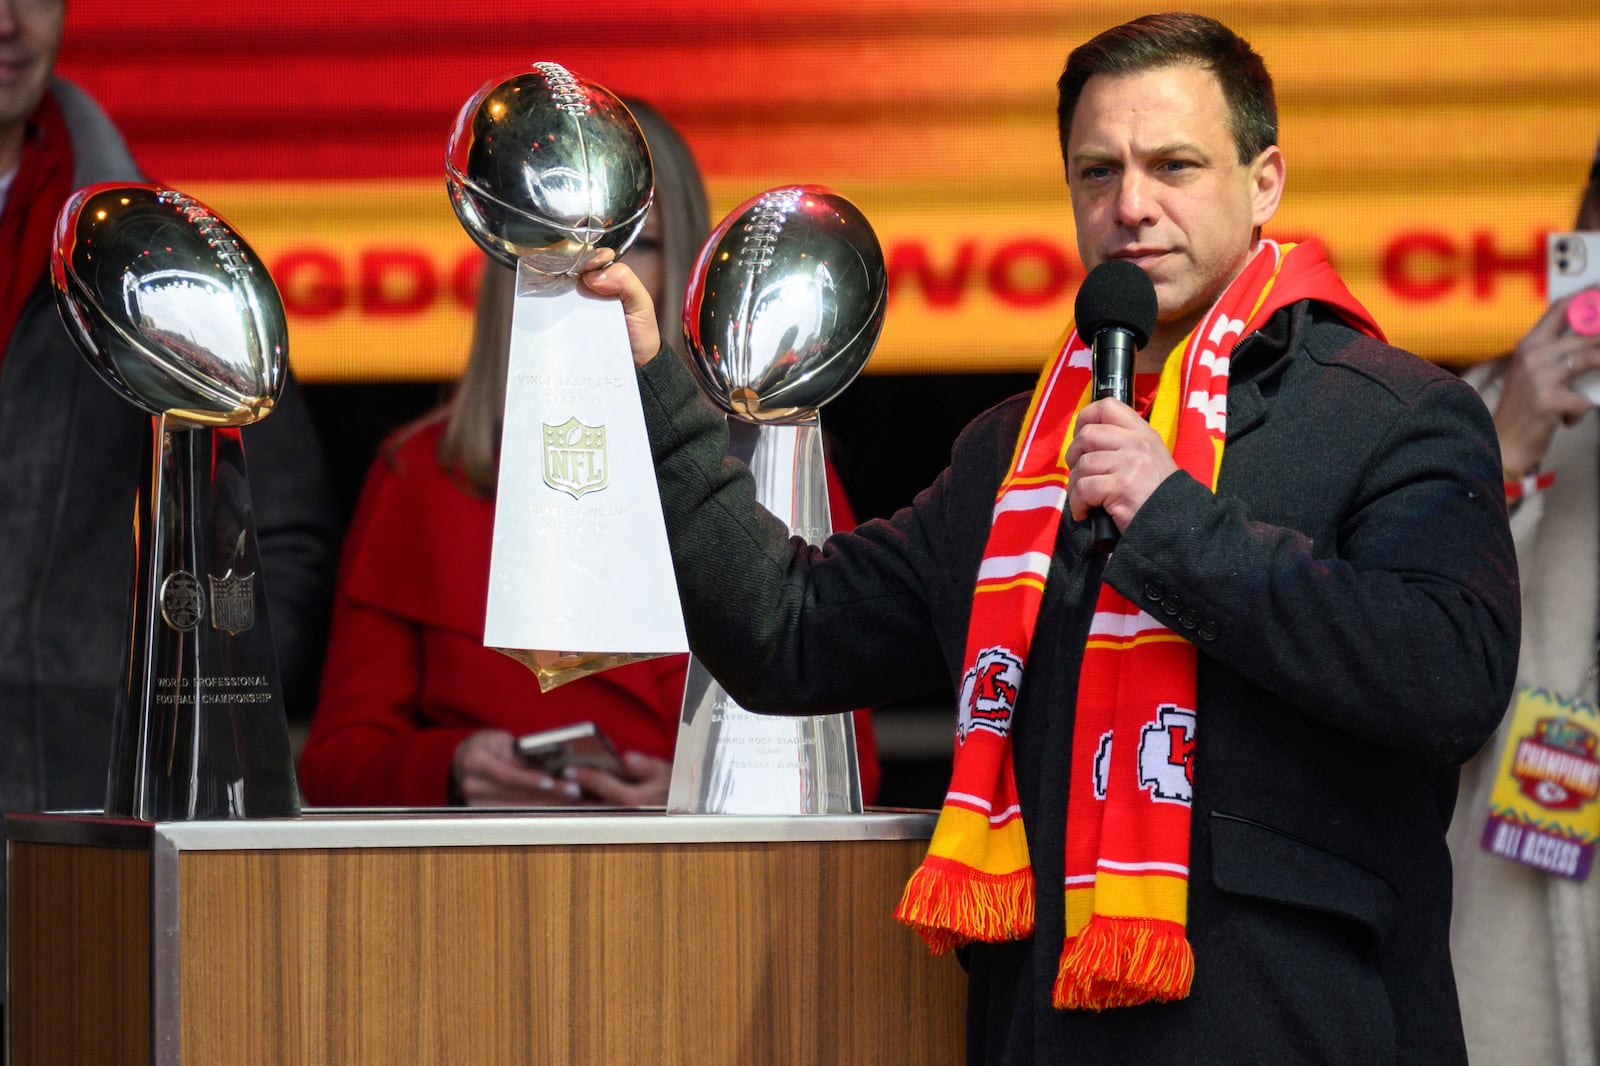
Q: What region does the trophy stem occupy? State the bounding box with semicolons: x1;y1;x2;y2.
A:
667;415;865;815
104;415;300;820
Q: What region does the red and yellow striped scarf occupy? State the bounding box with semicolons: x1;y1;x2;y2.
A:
894;240;1382;1009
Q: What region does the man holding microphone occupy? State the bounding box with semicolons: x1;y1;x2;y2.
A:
585;12;1518;1064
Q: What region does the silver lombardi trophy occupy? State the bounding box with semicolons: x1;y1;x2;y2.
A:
51;183;299;820
447;61;651;278
669;185;887;814
447;61;688;693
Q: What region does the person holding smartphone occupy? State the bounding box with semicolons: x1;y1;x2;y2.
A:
296;100;880;809
1448;148;1600;1066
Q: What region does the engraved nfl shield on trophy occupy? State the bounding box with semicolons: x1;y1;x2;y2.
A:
668;185;887;814
447;61;688;692
51;183;300;820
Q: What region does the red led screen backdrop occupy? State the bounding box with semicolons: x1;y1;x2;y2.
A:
56;1;1600;381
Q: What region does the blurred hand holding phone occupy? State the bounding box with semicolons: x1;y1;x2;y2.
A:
515;721;630;779
1549;232;1600;402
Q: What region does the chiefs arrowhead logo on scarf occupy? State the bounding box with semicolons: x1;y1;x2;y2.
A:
893;239;1383;1009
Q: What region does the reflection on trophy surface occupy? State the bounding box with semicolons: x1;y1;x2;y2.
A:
51;183;299;820
669;185;887;814
448;61;688;692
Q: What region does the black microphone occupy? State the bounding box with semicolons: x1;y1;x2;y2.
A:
1074;259;1158;554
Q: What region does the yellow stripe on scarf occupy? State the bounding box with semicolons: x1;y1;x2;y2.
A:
925;805;1032;875
1146;342;1187;450
1084;632;1191;652
1066;872;1190;938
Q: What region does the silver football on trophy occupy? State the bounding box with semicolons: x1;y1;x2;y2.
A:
447;61;654;276
51;183;287;429
683;185;886;424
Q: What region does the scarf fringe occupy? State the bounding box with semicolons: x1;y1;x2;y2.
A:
893;859;1035;954
1052;917;1195;1009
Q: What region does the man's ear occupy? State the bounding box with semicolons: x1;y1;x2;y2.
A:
1249;145;1286;229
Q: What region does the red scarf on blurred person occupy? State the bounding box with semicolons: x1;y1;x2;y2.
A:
0;92;75;361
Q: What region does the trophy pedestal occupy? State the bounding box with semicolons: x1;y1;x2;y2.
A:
7;810;964;1066
104;416;299;821
668;417;864;814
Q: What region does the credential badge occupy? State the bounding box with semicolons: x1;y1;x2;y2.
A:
208;570;255;635
160;571;204;632
542;417;608;499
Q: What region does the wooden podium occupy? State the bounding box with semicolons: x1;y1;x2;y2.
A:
7;810;965;1065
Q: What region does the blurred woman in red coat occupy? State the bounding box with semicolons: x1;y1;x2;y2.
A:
298;100;879;807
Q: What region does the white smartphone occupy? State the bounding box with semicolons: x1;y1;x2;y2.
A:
1548;232;1600;403
514;721;629;778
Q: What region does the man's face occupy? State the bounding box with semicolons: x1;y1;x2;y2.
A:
1066;64;1283;344
0;0;65;147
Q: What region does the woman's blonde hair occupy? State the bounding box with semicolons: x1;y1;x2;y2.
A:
431;97;711;495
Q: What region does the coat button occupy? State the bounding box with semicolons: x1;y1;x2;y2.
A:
1144;580;1166;602
1178;609;1200;630
1198;621;1219;641
1161;597;1182;616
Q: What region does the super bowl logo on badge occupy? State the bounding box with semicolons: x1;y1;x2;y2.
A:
1512;717;1600;811
1138;704;1196;805
542;417;608;499
958;646;1023;742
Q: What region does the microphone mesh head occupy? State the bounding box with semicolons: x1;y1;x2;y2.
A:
1074;259;1158;347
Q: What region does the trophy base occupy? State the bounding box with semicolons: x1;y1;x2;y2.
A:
666;417;864;815
495;647;672;693
105;417;300;821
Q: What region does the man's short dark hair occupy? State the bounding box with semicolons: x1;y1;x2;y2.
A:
1056;12;1278;171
